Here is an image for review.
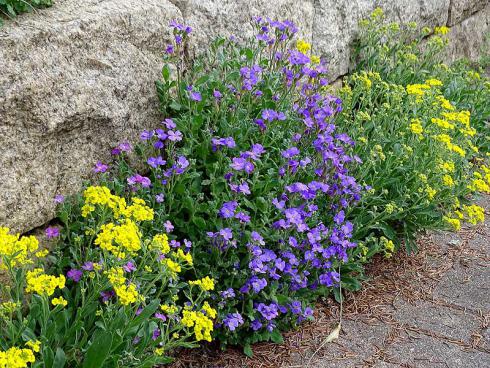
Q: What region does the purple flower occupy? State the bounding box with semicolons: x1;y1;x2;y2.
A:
167;130;183;142
82;262;94;271
219;228;233;240
251;319;262;331
54;194;65;204
256;302;279;321
154;312;167;321
163;118;176;129
93;161;109;173
45;226;60;239
219;201;238;218
147;156;166;168
177;156;189;170
100;290;115;302
155;193;165;203
152;328;160;341
164;221;174;233
67;269;82;282
123;262;136;273
282;146;300;158
235;212;250;223
213;90;222;100
220;288;236;299
127;174;151;188
118;141;133;153
140;130;154;140
190;91;202;102
223;312;244;331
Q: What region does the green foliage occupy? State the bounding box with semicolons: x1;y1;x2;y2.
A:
0;0;52;25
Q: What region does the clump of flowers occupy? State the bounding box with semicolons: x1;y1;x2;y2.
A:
338;64;486;254
95;18;364;349
0;186;217;366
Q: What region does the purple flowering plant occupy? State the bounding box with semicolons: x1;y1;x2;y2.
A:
100;18;365;349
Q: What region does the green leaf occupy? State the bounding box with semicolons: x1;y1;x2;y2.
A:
162;64;170;81
53;348;66;368
243;344;253;357
270;330;284;344
82;331;113;368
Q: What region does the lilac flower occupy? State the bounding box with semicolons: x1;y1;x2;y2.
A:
230;181;251;195
219;228;233;240
251;319;262;331
45;226;60;239
117;141;133;153
220;288;236;299
223;312;244;331
147;156;166;168
184;239;192;249
67;269;82;282
155;193;165;203
164;221;174;233
256;303;279;321
213;90;222;100
212;137;236;151
127;174;151;188
231;157;247;171
82;262;94;271
54;194;65;203
163;118;176;129
100;290;115;302
154;312;167;321
282;146;300;158
123;262;136;273
167;130;183;142
219;201;238;218
152;328;160;341
235;212;251;223
140;130;154;140
93;161;109;173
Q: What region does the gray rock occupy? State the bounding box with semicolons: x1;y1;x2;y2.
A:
0;0;182;232
446;3;490;62
312;0;450;78
448;0;488;26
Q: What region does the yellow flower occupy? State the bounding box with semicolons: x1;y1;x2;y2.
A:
370;7;384;19
155;347;165;356
426;186;437;200
406;83;430;97
0;346;36;368
181;310;214;342
151;234;170;254
202;301;217;319
95;219;141;257
442;175;454;187
25;269;65;296
25;340;41;353
296;39;311;54
463;204;485;224
123;197;154;222
410;119;424;135
161;304;179;315
310;55;320;64
164;258;181;275
434;26;449;35
175;249;193;266
444;216;461;231
431;117;454;130
0;227;39;269
51;297;68;308
189;276;215;291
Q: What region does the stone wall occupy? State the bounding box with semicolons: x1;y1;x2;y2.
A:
1;0;488;233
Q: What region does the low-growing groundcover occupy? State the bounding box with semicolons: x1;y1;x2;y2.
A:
0;0;52;25
1;9;489;367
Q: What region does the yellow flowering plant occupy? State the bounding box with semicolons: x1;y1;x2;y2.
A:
338;71;487;254
0;186;218;367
